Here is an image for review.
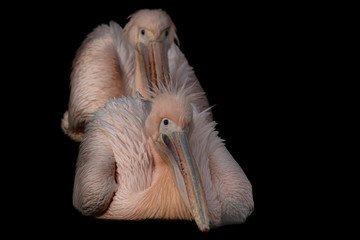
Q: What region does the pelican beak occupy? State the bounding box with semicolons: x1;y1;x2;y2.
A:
138;41;170;90
161;131;210;232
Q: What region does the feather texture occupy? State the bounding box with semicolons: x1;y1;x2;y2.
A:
69;9;253;229
190;107;254;225
62;24;123;141
62;9;210;141
73;91;253;225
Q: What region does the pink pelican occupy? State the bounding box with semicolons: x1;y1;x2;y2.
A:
61;9;209;141
72;84;254;231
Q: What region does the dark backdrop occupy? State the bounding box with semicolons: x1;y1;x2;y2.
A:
8;2;318;238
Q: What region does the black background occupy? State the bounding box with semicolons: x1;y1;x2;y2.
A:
6;1;328;238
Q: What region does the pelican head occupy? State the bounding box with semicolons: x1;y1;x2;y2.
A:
145;92;209;232
123;9;178;94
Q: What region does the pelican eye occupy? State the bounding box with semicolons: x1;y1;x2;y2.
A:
163;119;169;125
141;29;145;35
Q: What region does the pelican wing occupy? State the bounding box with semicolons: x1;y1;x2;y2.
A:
62;23;125;141
72;124;117;216
189;106;254;226
73;95;153;217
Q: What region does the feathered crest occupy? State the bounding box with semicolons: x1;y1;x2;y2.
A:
145;71;203;106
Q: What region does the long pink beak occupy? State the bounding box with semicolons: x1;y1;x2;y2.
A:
139;41;170;90
162;131;210;232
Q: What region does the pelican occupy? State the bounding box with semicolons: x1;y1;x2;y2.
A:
73;84;254;231
62;9;209;141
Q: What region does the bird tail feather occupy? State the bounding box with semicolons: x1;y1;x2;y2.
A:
61;111;83;142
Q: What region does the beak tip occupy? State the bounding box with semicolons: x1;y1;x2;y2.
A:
196;221;210;232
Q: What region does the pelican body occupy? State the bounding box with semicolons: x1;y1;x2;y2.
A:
62;9;209;141
73;85;254;231
66;9;254;231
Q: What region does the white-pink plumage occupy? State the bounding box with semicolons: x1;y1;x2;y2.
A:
73;81;253;231
65;9;253;232
61;9;209;141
